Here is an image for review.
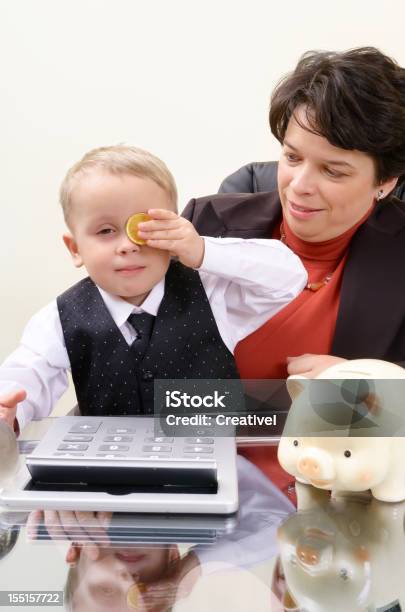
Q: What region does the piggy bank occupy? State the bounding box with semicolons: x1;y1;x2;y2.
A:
0;419;20;483
278;359;405;502
276;483;405;611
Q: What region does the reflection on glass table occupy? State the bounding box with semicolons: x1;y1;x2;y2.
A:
5;419;404;610
0;442;293;611
274;482;405;612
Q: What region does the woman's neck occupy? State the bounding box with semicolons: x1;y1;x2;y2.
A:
281;207;374;264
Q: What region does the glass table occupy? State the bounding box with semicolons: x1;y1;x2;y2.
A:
1;419;404;611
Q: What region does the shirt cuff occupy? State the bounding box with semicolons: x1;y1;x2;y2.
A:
197;237;224;273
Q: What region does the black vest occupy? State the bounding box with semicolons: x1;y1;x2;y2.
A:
57;261;239;415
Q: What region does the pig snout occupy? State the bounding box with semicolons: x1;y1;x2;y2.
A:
297;448;335;482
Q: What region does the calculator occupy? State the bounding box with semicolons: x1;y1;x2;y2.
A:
0;417;238;515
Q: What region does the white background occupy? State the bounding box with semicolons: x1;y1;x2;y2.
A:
1;0;405;414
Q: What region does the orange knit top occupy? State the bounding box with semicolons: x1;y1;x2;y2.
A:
235;213;371;500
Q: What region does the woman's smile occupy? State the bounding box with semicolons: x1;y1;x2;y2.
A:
287;199;325;220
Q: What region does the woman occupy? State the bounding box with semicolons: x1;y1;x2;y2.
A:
183;47;405;499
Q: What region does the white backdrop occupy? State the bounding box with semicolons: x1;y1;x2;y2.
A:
1;0;404;413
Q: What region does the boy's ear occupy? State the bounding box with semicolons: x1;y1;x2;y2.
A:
63;233;83;268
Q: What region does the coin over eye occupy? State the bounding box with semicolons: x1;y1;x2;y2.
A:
126;583;145;609
126;213;151;245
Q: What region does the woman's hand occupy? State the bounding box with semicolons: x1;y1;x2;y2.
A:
286;354;347;378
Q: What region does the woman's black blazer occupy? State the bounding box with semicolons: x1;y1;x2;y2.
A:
183;190;405;366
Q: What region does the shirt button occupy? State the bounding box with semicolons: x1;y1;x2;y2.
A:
141;370;154;381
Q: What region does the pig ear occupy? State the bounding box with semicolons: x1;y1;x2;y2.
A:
286;376;307;400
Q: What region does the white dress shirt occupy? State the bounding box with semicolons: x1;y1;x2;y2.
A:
0;237;307;429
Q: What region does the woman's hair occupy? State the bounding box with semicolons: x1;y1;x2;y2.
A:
269;47;405;184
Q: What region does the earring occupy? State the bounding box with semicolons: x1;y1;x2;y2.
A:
377;189;384;201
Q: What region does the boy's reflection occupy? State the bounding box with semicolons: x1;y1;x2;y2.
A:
67;544;183;611
25;457;295;609
27;509;200;611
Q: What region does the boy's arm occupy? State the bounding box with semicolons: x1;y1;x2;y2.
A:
137;210;307;353
0;301;70;431
198;237;307;352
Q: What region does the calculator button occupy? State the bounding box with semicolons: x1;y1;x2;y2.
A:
142;445;172;453
103;435;133;443
69;421;101;434
96;453;125;458
58;443;89;451
98;444;130;452
183;446;213;454
54;452;85;457
185;437;214;444
107;427;136;434
144;437;174;443
63;435;94;442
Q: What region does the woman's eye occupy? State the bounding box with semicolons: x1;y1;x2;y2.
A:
285;152;300;163
324;167;344;178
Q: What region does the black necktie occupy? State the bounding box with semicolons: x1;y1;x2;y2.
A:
127;312;155;360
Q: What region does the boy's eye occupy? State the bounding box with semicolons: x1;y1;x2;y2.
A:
97;228;115;235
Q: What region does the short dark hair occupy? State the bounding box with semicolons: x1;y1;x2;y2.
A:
269;47;405;184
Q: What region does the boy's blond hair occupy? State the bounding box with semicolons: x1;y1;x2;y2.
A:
60;145;178;224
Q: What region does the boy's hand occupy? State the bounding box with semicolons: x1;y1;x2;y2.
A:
0;389;26;430
138;209;205;269
27;509;112;563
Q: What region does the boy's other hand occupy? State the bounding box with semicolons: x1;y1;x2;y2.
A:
0;389;26;430
138;209;205;269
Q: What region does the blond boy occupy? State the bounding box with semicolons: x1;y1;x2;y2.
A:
0;146;306;432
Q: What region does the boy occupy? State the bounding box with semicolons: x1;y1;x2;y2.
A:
0;145;306;433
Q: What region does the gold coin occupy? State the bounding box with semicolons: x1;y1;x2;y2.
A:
126;213;151;245
126;583;145;609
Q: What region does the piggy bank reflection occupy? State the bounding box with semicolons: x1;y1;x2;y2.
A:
0;420;20;483
276;484;405;612
278;359;405;502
